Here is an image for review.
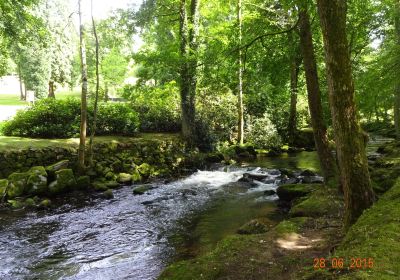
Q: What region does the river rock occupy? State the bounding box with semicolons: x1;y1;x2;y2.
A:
264;190;276;196
102;189;114;199
237;218;271;234
106;181;120;189
7;172;30;198
117;173;132;184
242;173;270;181
300;169;316;177
301;176;324;184
133;184;152;195
276;184;320;201
92;181;108;192
48;169;76;195
26;166;48;195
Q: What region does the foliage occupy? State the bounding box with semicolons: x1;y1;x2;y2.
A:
121;82;181;133
2;99;139;138
246;113;282;150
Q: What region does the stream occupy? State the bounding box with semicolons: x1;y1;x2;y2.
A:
0;136;391;280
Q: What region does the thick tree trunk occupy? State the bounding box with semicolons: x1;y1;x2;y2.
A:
88;0;100;164
394;0;400;139
179;0;200;144
48;81;55;98
298;7;337;184
18;64;25;101
287;31;301;146
237;0;244;145
78;0;88;172
317;0;374;228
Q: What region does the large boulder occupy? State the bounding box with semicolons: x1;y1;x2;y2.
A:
48;169;76;195
26;166;48;195
133;184;152;195
276;184;320;201
7;172;30;198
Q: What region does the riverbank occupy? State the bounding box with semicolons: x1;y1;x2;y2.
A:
0;133;209;209
160;139;400;280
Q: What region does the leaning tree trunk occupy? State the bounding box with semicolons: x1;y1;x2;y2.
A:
48;81;55;98
179;0;200;144
317;0;374;229
237;0;244;145
394;0;400;139
287;31;301;146
298;6;337;184
78;0;88;173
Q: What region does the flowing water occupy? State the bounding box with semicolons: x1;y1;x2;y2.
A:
0;136;390;280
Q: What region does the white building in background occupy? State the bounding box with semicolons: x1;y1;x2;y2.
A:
0;75;21;95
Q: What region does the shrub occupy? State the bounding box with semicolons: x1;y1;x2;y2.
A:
2;98;139;138
121;82;181;132
246;113;282;150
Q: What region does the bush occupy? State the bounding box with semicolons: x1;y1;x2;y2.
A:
246;113;282;150
121;82;181;132
2;98;139;138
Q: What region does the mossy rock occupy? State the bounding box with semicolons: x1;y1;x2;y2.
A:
76;176;90;190
274;217;310;237
7;199;25;209
131;169;142;182
46;160;69;178
0;179;8;198
25;198;36;207
117;173;132;184
276;184;320;201
133;184;152;195
92;181;108;192
39;199;51;208
7;172;30;198
289;188;343;218
105;171;116;181
48;169;76;195
332;178;400;279
26;166;48;195
137;163;154;178
106;181;120;189
237;218;271;235
102;189;114;199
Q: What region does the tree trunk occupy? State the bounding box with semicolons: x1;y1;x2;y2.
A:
298;7;337;184
237;0;244;145
48;81;55;98
287;31;301;146
88;0;100;165
18;63;25;101
317;0;374;228
78;0;88;173
394;0;400;139
179;0;200;144
104;82;109;102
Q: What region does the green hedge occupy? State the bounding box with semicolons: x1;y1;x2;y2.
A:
1;98;139;138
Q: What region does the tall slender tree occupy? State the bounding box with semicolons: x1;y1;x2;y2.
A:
237;0;244;145
394;0;400;139
298;4;337;184
317;0;375;228
78;0;88;172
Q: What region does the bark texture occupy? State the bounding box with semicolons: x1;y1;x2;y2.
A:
316;0;374;228
237;0;244;145
48;81;55;98
395;0;400;139
179;0;200;144
78;0;88;172
287;31;302;146
298;7;337;183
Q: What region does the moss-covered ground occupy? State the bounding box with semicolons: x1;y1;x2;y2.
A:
160;140;400;280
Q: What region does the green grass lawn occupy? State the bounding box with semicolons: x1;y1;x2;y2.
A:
0;133;180;152
0;94;28;106
56;90;81;99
